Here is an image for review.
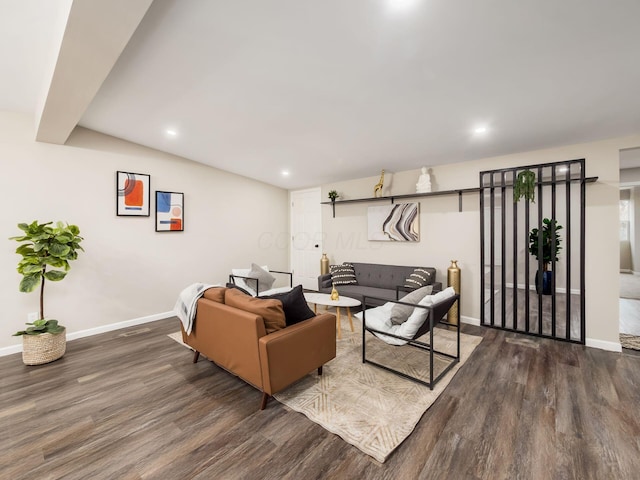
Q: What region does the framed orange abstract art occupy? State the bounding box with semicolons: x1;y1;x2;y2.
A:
155;191;184;232
116;171;150;216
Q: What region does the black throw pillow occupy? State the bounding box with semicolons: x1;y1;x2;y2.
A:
261;285;315;326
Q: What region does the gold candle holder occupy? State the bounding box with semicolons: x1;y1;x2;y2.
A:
330;284;339;300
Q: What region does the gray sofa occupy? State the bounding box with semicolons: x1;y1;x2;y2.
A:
317;262;442;307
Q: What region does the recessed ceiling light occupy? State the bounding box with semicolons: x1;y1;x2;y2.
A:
473;126;488;135
282;170;290;176
166;129;177;136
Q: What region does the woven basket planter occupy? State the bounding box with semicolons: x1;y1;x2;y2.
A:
22;329;66;365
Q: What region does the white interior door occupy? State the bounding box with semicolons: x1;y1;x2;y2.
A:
290;188;322;290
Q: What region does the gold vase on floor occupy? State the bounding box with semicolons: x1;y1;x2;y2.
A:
447;260;460;326
330;284;339;301
321;253;330;275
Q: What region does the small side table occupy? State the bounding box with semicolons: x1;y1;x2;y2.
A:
303;292;361;339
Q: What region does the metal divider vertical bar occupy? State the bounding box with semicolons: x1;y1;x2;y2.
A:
565;166;572;340
513;170;518;331
501;171;506;328
551;165;557;338
479;160;589;344
580;159;586;343
490;174;495;326
525;181;530;333
537;166;544;335
479;173;486;325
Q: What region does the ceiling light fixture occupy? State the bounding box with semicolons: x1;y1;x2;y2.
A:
473;126;488;135
166;129;177;136
282;170;290;176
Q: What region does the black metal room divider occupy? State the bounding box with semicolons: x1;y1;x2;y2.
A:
479;159;593;344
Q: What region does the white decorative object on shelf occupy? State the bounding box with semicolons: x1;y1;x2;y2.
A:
416;166;431;193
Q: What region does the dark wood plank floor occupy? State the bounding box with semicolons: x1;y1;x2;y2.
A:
2;318;639;479
485;287;583;341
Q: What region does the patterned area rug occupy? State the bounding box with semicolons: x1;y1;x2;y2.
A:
168;321;482;462
620;333;640;351
274;318;482;462
168;331;192;349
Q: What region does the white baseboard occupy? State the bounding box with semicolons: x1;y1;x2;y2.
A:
0;344;22;357
461;315;480;326
0;311;175;357
586;338;622;353
620;270;640;275
504;282;580;295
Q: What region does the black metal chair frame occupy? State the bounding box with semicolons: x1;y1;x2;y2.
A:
362;293;460;390
228;270;293;296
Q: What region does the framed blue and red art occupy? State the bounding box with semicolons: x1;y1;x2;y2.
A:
116;171;150;216
156;191;184;232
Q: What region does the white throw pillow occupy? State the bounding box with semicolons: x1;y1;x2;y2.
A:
358;303;407;346
397;287;456;339
360;287;457;346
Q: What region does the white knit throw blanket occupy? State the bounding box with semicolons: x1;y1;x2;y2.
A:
174;283;218;335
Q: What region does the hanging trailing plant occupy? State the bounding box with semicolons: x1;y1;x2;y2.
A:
513;169;536;203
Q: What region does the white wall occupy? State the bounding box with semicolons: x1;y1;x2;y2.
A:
0;112;289;350
620;167;640;184
321;134;640;349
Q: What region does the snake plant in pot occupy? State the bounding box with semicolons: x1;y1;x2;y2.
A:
10;221;84;365
528;218;562;295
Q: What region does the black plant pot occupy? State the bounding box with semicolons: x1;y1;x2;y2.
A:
535;270;554;295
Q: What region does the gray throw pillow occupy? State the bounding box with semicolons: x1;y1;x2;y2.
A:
246;263;276;293
390;285;434;325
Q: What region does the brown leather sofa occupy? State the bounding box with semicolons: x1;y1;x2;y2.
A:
180;287;336;410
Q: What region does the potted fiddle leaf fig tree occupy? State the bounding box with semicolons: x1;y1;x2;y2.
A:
10;221;84;365
528;218;562;295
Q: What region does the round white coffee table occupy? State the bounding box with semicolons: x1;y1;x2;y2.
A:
304;292;361;339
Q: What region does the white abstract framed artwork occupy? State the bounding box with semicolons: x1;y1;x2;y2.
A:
155;191;184;232
367;203;419;242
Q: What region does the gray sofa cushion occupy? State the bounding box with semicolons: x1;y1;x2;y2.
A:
318;263;440;307
351;263;435;290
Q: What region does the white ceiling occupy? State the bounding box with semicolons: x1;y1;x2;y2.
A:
3;0;640;189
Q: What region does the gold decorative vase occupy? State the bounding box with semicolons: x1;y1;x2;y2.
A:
321;253;330;275
330;284;339;301
447;260;460;326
